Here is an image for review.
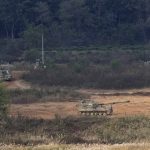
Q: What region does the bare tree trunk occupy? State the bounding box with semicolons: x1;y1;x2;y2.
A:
11;23;15;39
4;23;9;38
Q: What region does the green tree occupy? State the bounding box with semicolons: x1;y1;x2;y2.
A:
24;48;41;62
59;0;92;45
0;0;25;39
34;1;52;26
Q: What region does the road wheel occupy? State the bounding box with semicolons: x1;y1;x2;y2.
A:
103;112;107;116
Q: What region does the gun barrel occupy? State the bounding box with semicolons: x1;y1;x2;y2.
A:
104;100;130;105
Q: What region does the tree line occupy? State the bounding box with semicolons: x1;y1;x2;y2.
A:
0;0;150;61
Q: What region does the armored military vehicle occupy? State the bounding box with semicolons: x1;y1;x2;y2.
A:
0;66;12;81
0;69;12;81
78;100;130;116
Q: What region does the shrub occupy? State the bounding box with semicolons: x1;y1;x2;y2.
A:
96;116;150;144
111;60;121;70
0;84;9;118
0;115;150;145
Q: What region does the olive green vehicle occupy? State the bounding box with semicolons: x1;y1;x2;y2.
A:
78;100;130;116
0;69;12;81
0;65;12;81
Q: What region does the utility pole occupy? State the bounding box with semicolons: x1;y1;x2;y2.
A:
41;33;45;65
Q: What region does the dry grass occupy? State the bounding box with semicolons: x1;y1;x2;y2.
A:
10;102;78;119
0;143;150;150
0;116;150;146
8;87;88;105
110;143;150;150
10;94;150;119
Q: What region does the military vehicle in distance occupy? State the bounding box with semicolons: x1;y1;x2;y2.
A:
0;65;12;81
78;100;130;116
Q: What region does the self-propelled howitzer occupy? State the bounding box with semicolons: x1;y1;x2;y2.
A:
78;100;130;116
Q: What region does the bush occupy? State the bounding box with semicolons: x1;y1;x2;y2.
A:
24;49;41;62
0;84;9;118
111;60;121;70
23;62;150;89
96;116;150;144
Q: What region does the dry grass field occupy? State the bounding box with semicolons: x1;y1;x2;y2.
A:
2;72;150;149
10;92;150;119
4;69;150;119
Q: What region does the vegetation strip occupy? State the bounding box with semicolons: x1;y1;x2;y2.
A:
0;116;150;145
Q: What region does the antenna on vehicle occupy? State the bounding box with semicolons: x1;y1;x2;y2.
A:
41;33;46;69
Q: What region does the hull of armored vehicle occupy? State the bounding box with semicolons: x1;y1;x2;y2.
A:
78;100;113;116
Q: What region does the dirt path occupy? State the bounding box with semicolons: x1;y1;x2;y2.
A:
3;70;31;90
92;95;150;116
11;102;78;119
4;80;31;90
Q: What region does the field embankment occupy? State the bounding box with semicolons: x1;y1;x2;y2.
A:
1;143;150;150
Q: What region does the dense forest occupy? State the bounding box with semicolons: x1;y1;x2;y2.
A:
0;0;150;61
